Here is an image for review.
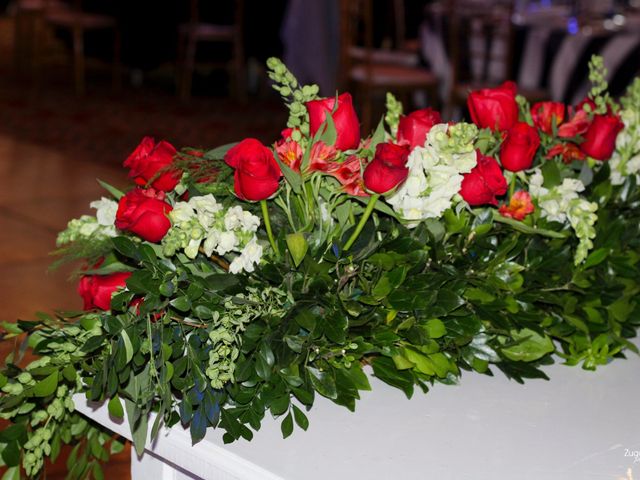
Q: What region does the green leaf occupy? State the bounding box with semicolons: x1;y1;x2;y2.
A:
112;237;141;260
323;312;347;344
493;212;568;238
280;412;294;439
292;405;309;431
424;319;446;338
371;357;414;398
108;395;124;419
541;159;562;188
33;371;58;397
286;233;308;268
306;366;337;399
501;329;555;362
204;142;238;160
270;395;290;416
582;248;609;269
0;441;19;468
121;330;134;365
274;155;302;194
170;296;191;312
97;179;125;200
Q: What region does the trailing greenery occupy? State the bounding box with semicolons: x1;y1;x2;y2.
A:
1;57;639;479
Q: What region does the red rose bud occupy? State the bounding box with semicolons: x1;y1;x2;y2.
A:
460;152;508;206
531;102;565;135
115;188;173;243
579;113;624;161
306;93;361;151
224;138;282;201
498;190;535;221
397;107;442;149
467;81;519;131
124;137;181;192
363;142;410;194
78;271;132;311
500;121;540;172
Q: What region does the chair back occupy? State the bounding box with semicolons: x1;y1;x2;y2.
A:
447;0;515;87
338;0;417;89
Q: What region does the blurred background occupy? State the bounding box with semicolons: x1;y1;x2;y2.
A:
1;0;640;477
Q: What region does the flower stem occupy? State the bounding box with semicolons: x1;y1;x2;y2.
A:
508;172;517;198
260;200;280;257
343;194;380;252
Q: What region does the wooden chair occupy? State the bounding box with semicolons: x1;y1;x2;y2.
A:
339;0;439;133
29;0;121;96
177;0;245;101
445;0;548;116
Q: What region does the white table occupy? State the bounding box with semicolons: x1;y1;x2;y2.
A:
74;338;640;480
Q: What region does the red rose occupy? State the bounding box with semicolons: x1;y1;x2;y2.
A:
124;137;181;192
78;271;131;311
500;121;540;172
224;138;282;201
467;81;519;131
579;113;624;161
306;93;361;151
363;142;410;194
115;188;173;242
397;108;442;149
460;152;508;206
531;102;565;135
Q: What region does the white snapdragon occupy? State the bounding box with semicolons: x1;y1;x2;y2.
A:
57;197;119;245
387;123;477;225
609;108;640;185
162;195;263;274
528;168;597;264
229;238;263;274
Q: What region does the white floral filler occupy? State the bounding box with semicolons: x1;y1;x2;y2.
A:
162;194;263;274
610;107;640;186
529;170;598;265
387;123;478;226
56;197;118;245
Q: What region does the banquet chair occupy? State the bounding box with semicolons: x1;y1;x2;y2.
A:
177;0;246;101
445;0;548;117
339;0;439;133
32;0;121;96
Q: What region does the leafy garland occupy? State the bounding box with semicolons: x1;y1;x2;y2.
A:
1;57;639;479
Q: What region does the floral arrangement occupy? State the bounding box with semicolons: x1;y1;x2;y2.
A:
1;56;639;479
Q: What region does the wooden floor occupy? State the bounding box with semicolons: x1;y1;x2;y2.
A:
0;135;132;478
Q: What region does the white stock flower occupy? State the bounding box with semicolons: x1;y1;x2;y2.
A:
229;238;263;274
170;202;196;224
189;194;222;229
387;124;477;225
216;231;238;256
90;197;118;226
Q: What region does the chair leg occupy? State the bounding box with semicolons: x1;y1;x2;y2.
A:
361;84;373;135
72;26;85;96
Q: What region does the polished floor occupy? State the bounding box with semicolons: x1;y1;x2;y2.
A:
0;134;131;477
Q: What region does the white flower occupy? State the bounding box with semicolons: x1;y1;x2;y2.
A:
189;194;222;229
170;202;196;224
184;238;202;259
216;231;238;256
229;238;263;274
90;197;118;227
202;229;220;256
78;219;99;237
387;124;477;225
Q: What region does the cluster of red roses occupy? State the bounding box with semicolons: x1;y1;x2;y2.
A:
77;79;625;311
78;137;182;310
463;81;623;218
